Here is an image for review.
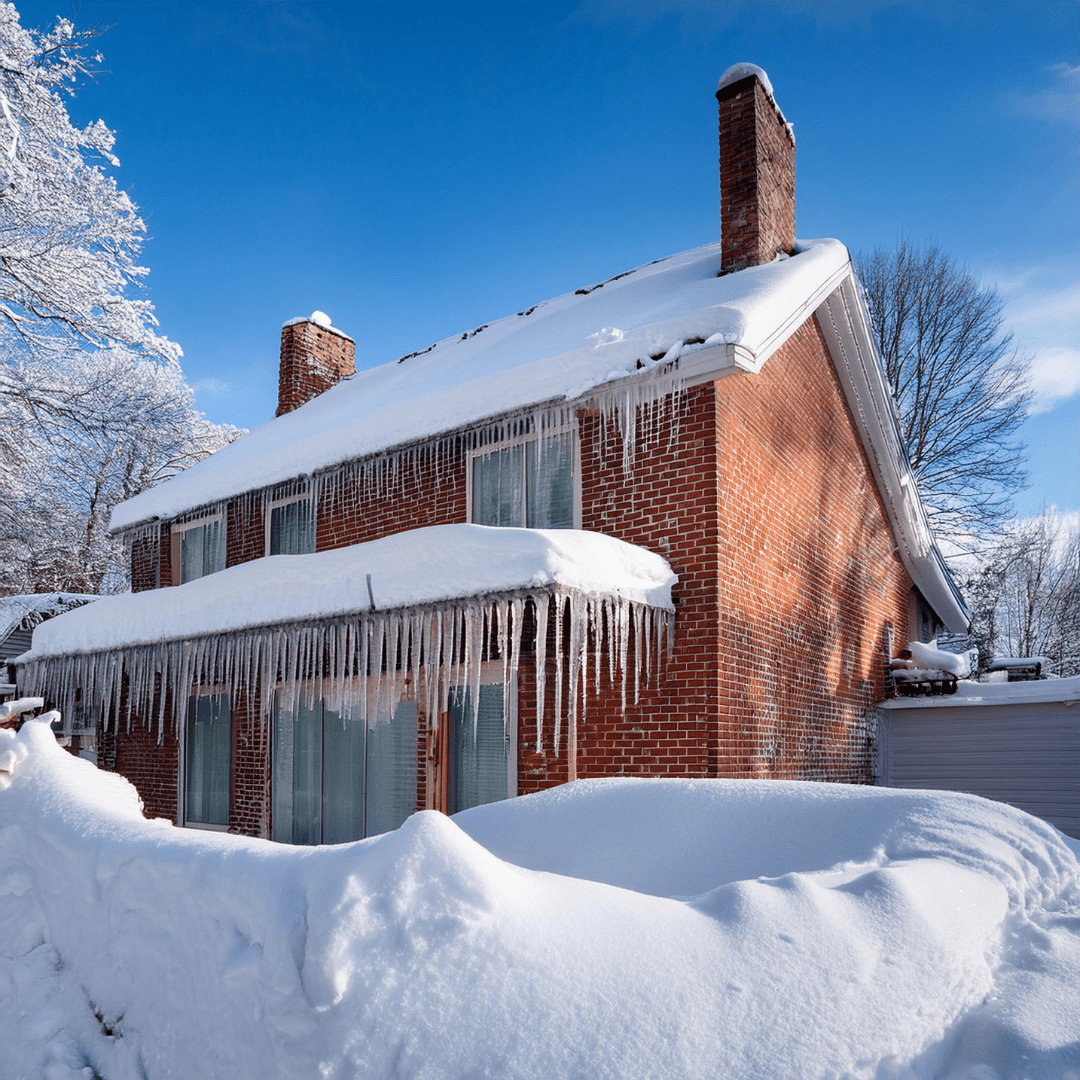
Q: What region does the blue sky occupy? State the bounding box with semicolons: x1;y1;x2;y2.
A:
19;0;1080;518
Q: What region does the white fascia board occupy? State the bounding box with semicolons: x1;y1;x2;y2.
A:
815;273;969;633
677;256;852;388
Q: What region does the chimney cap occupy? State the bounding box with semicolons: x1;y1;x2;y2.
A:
716;62;794;145
717;62;773;98
281;311;355;343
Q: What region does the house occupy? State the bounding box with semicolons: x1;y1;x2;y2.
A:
17;64;968;842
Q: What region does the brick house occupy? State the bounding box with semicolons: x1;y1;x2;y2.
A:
19;64;967;842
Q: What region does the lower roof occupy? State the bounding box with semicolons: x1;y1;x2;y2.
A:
20;525;676;662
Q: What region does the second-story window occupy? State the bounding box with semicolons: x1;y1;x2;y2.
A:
267;495;315;556
470;428;576;529
178;516;224;584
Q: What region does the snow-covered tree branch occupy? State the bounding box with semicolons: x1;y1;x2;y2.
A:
0;3;178;370
957;511;1080;676
0;3;239;594
1;351;241;594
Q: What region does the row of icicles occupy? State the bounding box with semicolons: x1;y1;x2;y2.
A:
121;371;686;561
21;590;674;755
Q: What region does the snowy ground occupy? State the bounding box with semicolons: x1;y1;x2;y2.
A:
1;717;1078;1080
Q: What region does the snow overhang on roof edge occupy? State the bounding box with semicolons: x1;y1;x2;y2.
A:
815;273;970;634
18;526;677;662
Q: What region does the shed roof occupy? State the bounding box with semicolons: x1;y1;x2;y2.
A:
879;675;1080;710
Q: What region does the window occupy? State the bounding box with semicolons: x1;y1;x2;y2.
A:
177;517;224;584
183;693;231;828
447;683;514;814
267;496;315;556
470;429;576;529
272;687;417;845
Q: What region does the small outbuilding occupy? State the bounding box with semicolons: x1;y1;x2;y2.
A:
876;676;1080;839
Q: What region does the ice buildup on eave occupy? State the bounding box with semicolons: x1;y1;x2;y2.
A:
18;526;677;756
109;238;851;533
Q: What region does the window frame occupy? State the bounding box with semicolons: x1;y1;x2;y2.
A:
264;488;316;558
177;687;232;832
466;423;580;531
171;512;226;586
270;678;420;845
444;659;518;815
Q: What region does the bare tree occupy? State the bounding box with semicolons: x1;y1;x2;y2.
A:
959;512;1080;676
857;241;1031;545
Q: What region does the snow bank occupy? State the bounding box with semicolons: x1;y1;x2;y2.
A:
2;721;1078;1080
110;238;850;530
22;524;675;660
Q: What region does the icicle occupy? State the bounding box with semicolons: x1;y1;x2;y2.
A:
509;596;524;712
553;590;565;755
496;598;510;725
566;592;586;758
632;603;644;705
591;596;602;701
533;592;549;754
467;602;483;737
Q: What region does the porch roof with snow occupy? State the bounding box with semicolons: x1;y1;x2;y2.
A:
20;525;676;661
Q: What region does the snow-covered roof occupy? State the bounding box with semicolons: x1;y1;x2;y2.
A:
879;674;1080;709
20;525;676;661
0;593;98;645
110;238;850;532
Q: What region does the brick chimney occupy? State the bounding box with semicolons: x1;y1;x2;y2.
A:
276;311;356;416
716;63;796;273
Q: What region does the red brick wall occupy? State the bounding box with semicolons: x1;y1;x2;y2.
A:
712;317;911;782
131;525;169;594
277;320;356;417
316;443;468;551
717;74;796;272
98;699;181;823
227;497;266;568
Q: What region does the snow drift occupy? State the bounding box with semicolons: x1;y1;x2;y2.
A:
1;718;1078;1079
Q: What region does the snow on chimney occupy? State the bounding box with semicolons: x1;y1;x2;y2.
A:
276;311;356;417
715;63;796;273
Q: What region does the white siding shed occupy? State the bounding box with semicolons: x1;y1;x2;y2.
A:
877;676;1080;839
